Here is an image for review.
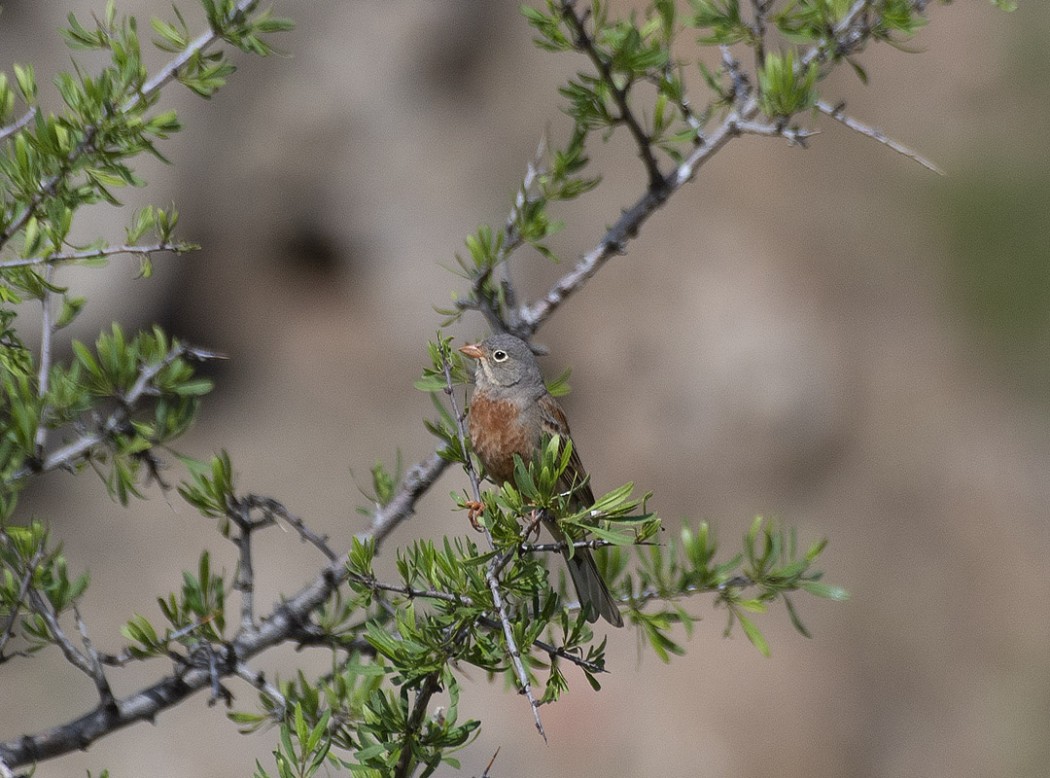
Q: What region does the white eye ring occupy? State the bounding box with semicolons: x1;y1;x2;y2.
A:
492;349;508;362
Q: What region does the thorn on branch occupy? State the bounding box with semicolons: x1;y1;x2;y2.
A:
816;99;944;175
733;119;818;147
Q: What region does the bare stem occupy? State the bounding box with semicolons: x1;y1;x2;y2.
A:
229;502;257;632
517;98;753;334
817;99;944;175
25;589;93;679
0;107;36;144
234;661;287;719
73;604;115;707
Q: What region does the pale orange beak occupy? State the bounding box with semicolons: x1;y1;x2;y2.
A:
458;343;484;360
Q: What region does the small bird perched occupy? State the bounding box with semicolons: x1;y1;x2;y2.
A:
459;333;624;628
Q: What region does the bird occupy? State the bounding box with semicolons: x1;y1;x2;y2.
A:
458;333;624;627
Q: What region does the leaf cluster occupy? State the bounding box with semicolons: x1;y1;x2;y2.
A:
232;484;844;776
1;1;288;518
629;517;848;658
2;324;214;513
437;128;599;327
122;550;226;659
0;521;89;659
253;669;477;778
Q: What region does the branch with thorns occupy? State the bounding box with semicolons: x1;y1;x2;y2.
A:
2;0;949;767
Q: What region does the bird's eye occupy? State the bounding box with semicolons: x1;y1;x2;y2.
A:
492;349;508;362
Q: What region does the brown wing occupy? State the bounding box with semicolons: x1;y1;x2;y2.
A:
537;392;595;510
538;395;622;626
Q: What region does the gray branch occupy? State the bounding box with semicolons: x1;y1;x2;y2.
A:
0;242;189;270
0;0;938;768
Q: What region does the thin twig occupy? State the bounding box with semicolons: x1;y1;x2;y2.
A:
0;241;189;270
456;134;549;333
628;574;758;610
559;1;665;190
228;501;257;632
816;100;944;175
517;99;752;334
347;572;472;607
227;494;340;632
749;0;772;73
801;0;871;68
650;64;705;145
733;119;817;147
72;604;115;707
25;589;93;679
721;45;752;107
496;134;549;326
33;265;55;455
440;353;483;515
234;661;287;719
520;538;640;554
243;494;338;561
480;747;501;778
517;0;896;335
95;647;136;667
202;643;232;707
0;547;44;661
521;631;606;676
0;107;36;144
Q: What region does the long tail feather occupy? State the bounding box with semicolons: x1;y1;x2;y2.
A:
565;547;624;627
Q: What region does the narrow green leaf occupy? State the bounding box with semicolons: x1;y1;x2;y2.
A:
801;580;850;601
736;612;770;657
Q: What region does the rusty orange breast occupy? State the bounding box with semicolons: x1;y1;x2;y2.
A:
467;392;536;485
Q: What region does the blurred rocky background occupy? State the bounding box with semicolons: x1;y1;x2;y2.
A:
3;1;1048;776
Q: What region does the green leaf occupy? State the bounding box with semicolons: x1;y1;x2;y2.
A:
783;594;812;638
545;366;572;397
151;16;189;51
12;64;37;101
801;580;850;601
736;611;770;657
55;295;86;329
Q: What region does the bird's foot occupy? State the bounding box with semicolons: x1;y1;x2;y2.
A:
465;500;485;531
